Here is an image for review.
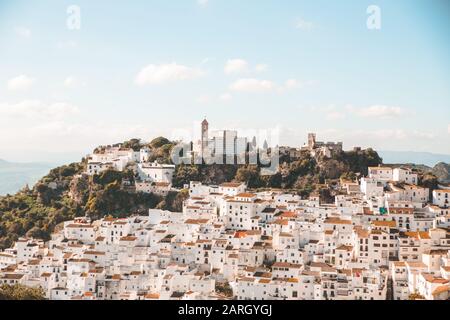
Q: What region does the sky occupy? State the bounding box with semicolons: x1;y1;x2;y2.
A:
0;0;449;164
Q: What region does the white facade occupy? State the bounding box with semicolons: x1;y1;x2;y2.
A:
86;146;139;175
393;168;418;185
360;177;384;198
433;190;450;207
368;167;393;183
137;162;175;184
2;165;450;301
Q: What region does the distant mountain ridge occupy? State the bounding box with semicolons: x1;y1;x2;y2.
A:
0;159;53;196
379;151;450;167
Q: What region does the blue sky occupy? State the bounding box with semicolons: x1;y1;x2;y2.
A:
0;0;449;163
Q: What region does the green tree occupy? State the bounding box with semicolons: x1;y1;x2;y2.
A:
122;138;143;151
408;292;425;300
235;166;261;188
93;169;125;186
150;136;171;149
340;148;382;175
0;284;45;300
340;172;357;181
261;172;282;188
215;281;233;298
173;164;200;188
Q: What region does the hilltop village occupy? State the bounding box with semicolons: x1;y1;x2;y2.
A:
0;121;449;300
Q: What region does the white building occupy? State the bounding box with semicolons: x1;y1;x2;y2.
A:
2;164;449;301
393;168;418;185
137;162;175;184
433;189;450;208
368;166;393;183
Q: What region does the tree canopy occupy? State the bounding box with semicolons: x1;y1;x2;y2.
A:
150;136;171;149
0;284;45;300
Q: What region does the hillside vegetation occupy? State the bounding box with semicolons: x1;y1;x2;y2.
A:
0;137;442;250
0;284;45;300
173;147;383;195
0;137;187;250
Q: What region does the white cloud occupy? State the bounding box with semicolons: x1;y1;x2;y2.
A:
0;100;79;120
26;122;151;140
229;78;275;93
64;76;86;88
225;59;270;75
219;93;232;101
351;105;408;119
135;63;204;86
0;120;164;161
255;64;268;73
307;104;408;120
285;79;318;91
285;79;301;89
295;18;314;30
224;59;249;75
15;27;31;38
7;75;35;91
197;0;209;7
448;124;450;134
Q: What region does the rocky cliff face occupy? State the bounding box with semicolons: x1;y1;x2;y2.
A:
432;162;450;183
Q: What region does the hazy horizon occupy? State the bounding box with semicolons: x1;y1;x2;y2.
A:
1;141;450;168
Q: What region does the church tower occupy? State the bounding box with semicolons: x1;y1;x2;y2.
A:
308;133;316;149
201;118;209;158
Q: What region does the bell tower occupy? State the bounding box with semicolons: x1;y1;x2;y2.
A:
308;133;316;149
201;118;209;158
